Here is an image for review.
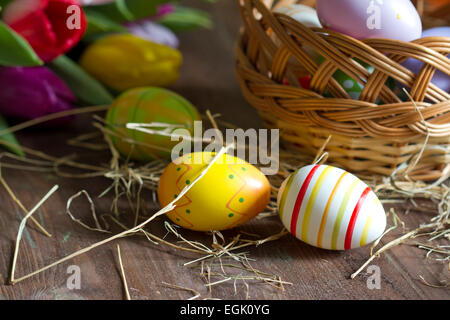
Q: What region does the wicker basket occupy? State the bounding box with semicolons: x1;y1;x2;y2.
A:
235;0;450;181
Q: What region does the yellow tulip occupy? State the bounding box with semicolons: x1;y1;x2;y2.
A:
79;34;182;91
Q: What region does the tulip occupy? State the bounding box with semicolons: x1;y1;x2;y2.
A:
156;3;176;18
76;0;174;8
0;67;77;125
125;20;179;48
75;0;115;5
3;0;87;62
79;33;182;91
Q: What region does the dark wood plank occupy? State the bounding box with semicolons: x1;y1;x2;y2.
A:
0;0;449;300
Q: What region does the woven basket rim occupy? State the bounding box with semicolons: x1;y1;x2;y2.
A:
235;0;449;180
235;0;450;140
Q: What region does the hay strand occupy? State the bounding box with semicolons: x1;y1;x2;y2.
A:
9;145;232;285
351;219;449;279
9;185;59;284
0;168;52;238
116;244;131;300
0;105;109;137
162;282;201;300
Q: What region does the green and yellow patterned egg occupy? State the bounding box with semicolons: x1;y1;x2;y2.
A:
105;87;200;161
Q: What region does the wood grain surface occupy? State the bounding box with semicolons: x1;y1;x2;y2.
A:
0;0;449;300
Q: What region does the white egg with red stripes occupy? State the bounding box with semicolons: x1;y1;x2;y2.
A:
277;165;386;250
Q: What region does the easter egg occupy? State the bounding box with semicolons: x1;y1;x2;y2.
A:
402;27;450;93
158;152;271;231
274;4;322;28
316;0;422;42
105;87;200;161
277;165;386;250
318;57;394;100
332;67;370;100
79;34;182;91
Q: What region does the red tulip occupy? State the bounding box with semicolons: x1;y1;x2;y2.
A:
3;0;87;62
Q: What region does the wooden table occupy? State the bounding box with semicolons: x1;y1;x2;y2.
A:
0;0;448;300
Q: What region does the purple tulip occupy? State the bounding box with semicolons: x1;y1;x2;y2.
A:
75;0;115;5
0;67;76;125
125;20;179;48
156;3;175;17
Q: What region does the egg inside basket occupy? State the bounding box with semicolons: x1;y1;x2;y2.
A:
235;0;450;181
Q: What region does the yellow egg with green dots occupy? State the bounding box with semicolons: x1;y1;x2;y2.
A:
105;87;200;161
158;152;271;231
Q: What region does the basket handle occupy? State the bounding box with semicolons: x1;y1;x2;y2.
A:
429;2;450;19
260;0;274;9
413;0;424;17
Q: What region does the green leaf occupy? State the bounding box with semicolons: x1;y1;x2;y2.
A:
84;10;128;37
157;6;213;32
0;114;25;157
83;0;168;23
0;21;43;66
114;0;134;21
49;55;114;106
